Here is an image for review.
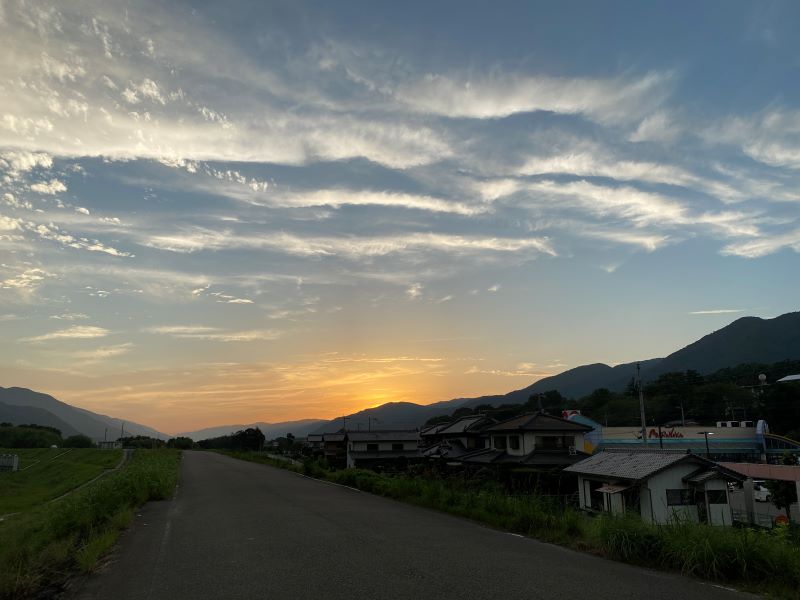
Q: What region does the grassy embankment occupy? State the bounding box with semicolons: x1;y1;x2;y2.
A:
0;449;180;599
224;451;800;598
0;448;122;515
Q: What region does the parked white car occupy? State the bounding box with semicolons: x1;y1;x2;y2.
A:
753;481;771;502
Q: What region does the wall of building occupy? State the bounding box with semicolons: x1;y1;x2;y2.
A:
350;441;417;452
705;479;732;526
641;463;700;524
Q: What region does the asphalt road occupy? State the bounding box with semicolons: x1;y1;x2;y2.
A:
72;451;755;600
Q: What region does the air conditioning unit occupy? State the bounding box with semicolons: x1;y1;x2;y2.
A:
568;446;577;456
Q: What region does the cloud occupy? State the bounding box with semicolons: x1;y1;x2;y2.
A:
145;325;280;342
142;229;556;259
689;309;745;315
1;267;49;289
50;311;89;320
406;283;422;299
21;325;109;342
71;342;133;360
394;71;673;122
29;178;67;194
721;228;800;258
27;222;133;257
0;150;53;176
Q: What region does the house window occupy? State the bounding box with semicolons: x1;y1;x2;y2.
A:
666;489;693;506
366;443;379;452
392;443;404;451
707;490;728;504
536;436;559;449
493;436;507;450
509;435;520;450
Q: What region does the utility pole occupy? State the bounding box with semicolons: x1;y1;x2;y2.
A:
638;363;647;445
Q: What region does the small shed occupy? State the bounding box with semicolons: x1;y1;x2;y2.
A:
565;450;744;526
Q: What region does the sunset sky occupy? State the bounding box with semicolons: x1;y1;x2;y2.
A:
2;0;800;434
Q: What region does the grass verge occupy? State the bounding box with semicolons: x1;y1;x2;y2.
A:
222;451;800;598
0;449;180;599
0;448;123;514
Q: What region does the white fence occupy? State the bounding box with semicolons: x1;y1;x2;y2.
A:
0;454;19;472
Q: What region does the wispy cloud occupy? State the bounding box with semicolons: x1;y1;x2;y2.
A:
689;309;746;315
145;325;280;342
21;325;109;342
394;71;673;122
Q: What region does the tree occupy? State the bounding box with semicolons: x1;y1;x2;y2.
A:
63;434;94;448
766;452;799;524
167;436;194;449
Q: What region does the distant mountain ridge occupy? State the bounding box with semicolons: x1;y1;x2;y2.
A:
0;387;168;441
178;419;328;441
314;311;800;432
6;312;800;439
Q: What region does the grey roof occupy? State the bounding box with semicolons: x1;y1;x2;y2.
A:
347;430;419;442
437;415;493;436
422;439;470;458
486;412;593;433
420;423;449;436
564;450;710;481
306;434;323;442
323;433;346;442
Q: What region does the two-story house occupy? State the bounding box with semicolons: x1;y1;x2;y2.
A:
458;412;592;469
422;415;494;461
346;431;421;469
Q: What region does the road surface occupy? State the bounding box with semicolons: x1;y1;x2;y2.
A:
72;451;755;599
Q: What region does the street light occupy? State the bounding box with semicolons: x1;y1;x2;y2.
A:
697;431;714;457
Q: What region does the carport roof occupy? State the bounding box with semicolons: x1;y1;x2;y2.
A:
720;462;800;482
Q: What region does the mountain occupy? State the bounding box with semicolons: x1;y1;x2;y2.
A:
0;401;82;437
179;419;328;441
640;312;800;380
312;398;467;434
0;387;168;441
318;311;800;430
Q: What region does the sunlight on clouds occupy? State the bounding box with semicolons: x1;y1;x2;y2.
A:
21;325;109;342
394;71;673;122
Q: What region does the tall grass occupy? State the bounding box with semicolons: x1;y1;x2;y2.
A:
225;451;800;597
0;449;180;599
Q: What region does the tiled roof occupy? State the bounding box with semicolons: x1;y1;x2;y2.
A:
323;433;346;442
486;412;593;433
347;430;419;442
437;415;493;435
564;450;706;481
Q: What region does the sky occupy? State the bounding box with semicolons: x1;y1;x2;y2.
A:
2;0;800;435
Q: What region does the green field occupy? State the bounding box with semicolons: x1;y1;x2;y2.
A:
0;448;122;514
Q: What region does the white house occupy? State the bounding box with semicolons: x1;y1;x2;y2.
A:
458;412;592;469
346;431;420;469
565;450;744;526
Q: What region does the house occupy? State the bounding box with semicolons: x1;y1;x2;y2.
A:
322;433;347;468
457;412;592;469
305;434;323;452
422;415;494;461
346;430;421;469
565;450;745;526
97;441;122;450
